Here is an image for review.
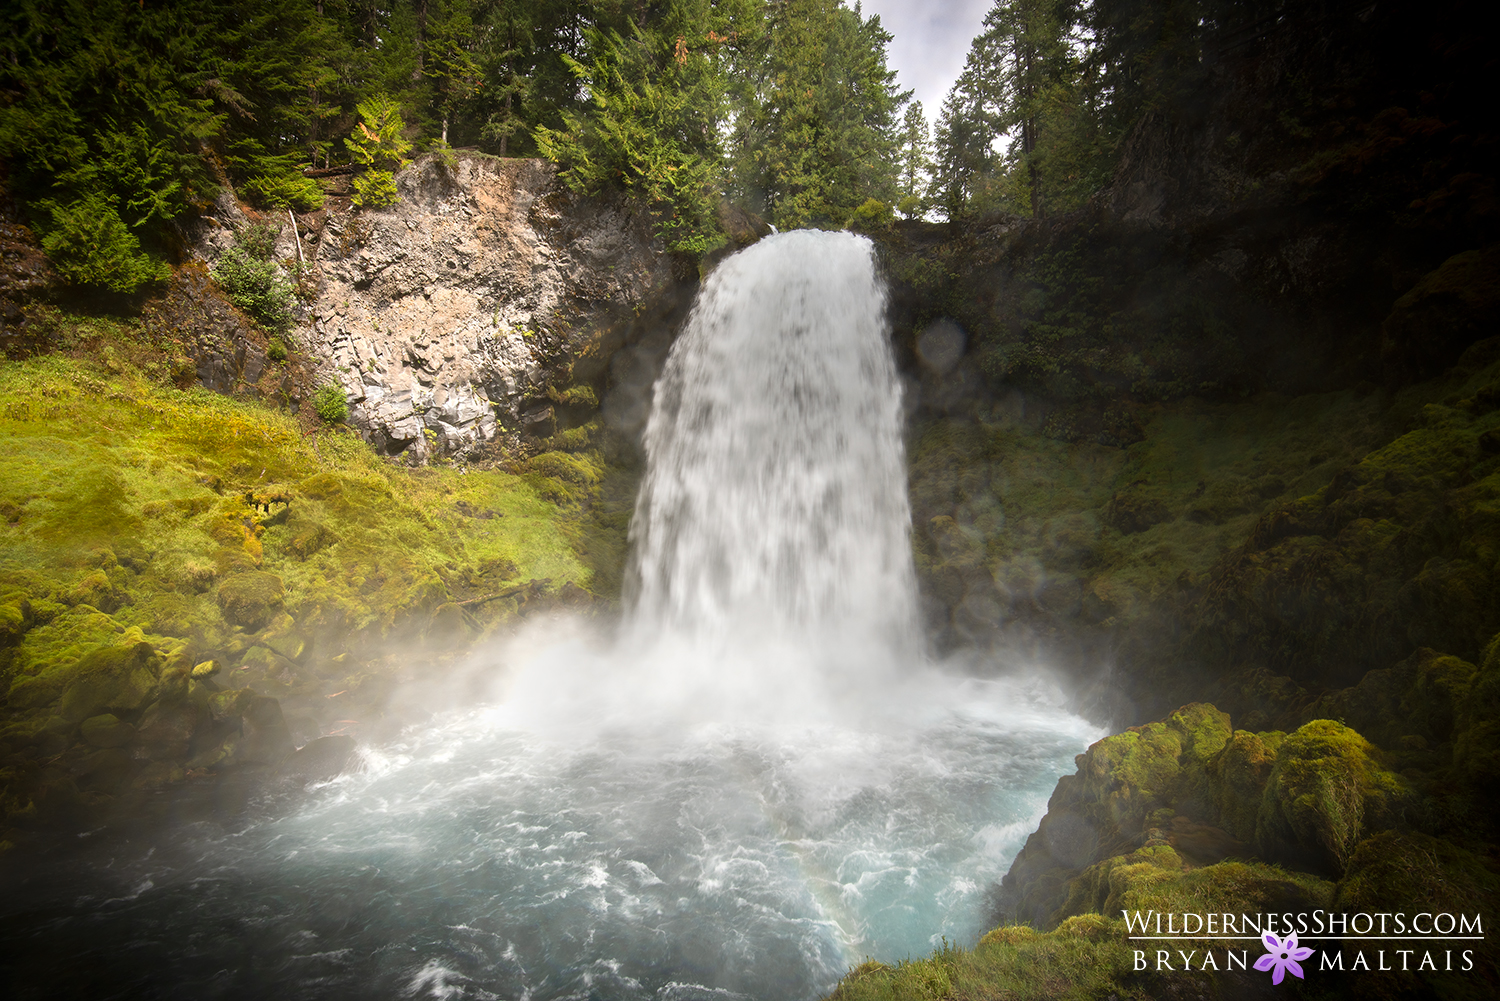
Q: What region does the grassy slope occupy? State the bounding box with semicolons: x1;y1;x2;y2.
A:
0;315;617;836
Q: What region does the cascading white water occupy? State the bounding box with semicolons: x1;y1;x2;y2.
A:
0;232;1103;1001
627;230;917;666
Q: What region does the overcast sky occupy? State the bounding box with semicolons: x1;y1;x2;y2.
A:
856;0;992;127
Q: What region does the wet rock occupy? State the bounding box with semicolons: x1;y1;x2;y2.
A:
237;696;294;767
53;640;159;722
133;698;206;762
71;747;134;792
280;735;356;784
207;687;258;723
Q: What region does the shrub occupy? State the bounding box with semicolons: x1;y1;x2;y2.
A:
240;170;324;212
351;170;400;209
345;94;412;209
267;337;288;363
312;382;348;424
39;192;171;293
212;224;296;333
846;197;894;231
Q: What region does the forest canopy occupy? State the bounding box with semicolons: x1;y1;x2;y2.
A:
1;0;1313;286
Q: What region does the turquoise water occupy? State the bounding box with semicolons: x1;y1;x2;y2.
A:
1;669;1096;1000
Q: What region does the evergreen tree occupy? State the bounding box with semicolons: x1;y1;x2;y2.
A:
346;94;414;207
423;0;483;145
728;0;907;229
534;1;753;253
896;100;932;218
934;0;1110;220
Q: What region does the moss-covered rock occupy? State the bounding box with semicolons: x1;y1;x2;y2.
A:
1256;720;1412;875
216;570;285;630
1453;633;1500;793
133;698;206;762
1207;728;1283;843
1382;245;1500;379
998;704;1231;926
1333;831;1498;996
78;713;135;749
54;638;160;722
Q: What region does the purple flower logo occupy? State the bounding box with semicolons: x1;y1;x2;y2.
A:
1255;931;1315;984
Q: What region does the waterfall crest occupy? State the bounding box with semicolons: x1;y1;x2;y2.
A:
625;230;919;673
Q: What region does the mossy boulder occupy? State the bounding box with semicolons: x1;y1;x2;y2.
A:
424;601;475;651
1256;720;1412;875
1336;830;1497;917
1382;245;1500;379
1076;703;1231;838
133;698;207;762
1334;832;1498;994
997;704;1231;926
53;639;160;722
236;695;293;767
0;595;33;642
79;714;135;749
216;571;285;630
73;746;134;793
1207;728;1284;842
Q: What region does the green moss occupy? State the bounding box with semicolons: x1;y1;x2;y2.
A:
0;333;613;827
1334;831;1498;997
907;387;1400;650
216;571;285;630
1257;720;1412;873
825;922;1145;1001
1209;729;1285;842
1453;632;1500;791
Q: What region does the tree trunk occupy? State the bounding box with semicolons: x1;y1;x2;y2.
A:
414;0;429;81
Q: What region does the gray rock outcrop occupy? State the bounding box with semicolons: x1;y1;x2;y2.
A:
192;154;680;461
310;156;676;460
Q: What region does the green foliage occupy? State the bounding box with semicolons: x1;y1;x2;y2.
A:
351;170;401;209
729;0;908;230
312;383;349;425
345;94;414;208
535;11;742;255
846;197;894;231
0;0;346;259
897;101;932;214
37;193;171;294
239;167;325;212
934;0;1115;219
827;920;1145;1001
211;225;297;333
0;339;602;800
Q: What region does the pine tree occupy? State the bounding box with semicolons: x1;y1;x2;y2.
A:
533;2;753;253
897;100;932;218
728;0;907;229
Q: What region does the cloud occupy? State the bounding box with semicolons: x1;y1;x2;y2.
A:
858;0;992;125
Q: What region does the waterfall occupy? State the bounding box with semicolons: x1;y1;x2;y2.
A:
625;230;919;684
1;232;1103;1001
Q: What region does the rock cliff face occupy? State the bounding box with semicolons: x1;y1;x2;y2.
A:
194;154;684;462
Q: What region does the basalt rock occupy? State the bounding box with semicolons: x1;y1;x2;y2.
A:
192;154;686;462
